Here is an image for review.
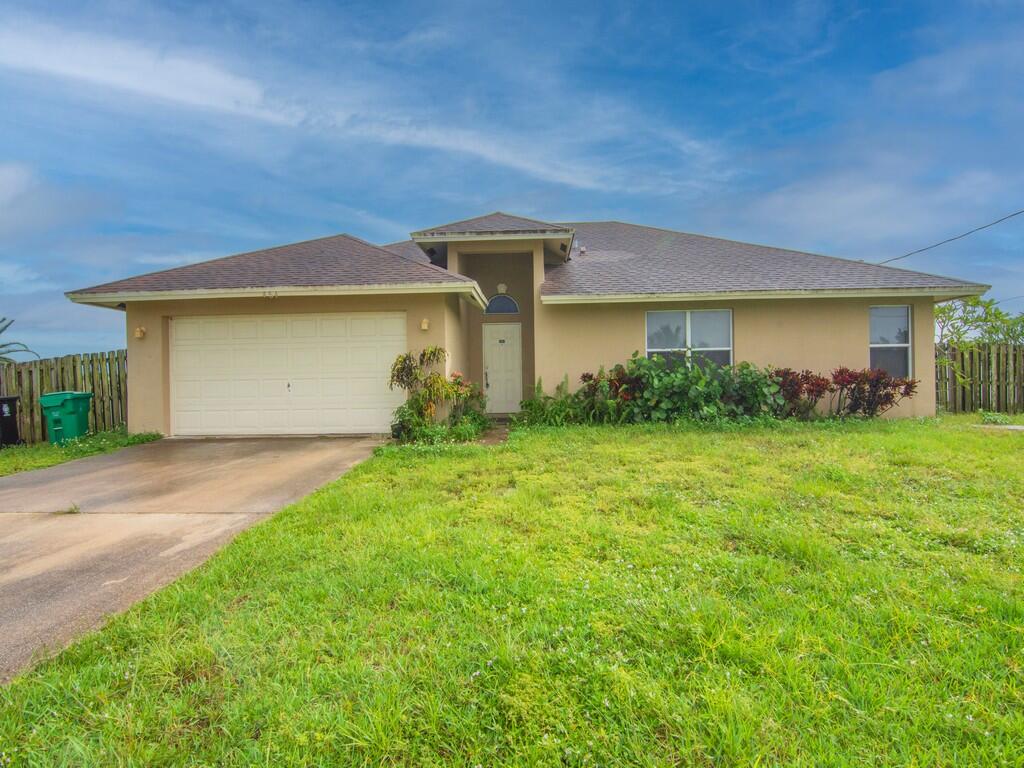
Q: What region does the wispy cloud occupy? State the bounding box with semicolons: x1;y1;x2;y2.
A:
0;18;302;124
0;16;727;196
0;262;58;293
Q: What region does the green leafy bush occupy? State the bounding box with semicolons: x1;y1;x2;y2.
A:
516;354;782;426
388;347;490;443
620;354;781;422
979;410;1010;425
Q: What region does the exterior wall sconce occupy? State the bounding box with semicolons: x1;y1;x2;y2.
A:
496;283;507;294
133;326;147;339
420;318;430;331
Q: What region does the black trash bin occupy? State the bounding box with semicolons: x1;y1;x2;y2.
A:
0;395;23;447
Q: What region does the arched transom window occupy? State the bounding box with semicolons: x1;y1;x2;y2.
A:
485;294;520;314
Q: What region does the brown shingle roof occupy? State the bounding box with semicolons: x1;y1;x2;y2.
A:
71;233;471;295
542;221;986;297
412;211;572;237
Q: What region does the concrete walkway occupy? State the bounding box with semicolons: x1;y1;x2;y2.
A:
0;437;379;681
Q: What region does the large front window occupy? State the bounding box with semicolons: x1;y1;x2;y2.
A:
869;305;911;377
645;309;732;366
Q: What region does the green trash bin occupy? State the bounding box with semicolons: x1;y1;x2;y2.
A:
39;391;94;445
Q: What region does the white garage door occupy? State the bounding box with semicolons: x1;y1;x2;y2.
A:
171;312;406;436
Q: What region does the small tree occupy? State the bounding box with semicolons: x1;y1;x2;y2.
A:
0;317;38;363
388;345;451;422
936;297;1024;383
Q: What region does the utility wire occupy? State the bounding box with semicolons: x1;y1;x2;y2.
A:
878;207;1024;265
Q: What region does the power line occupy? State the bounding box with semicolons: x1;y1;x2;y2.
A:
995;294;1024;305
878;207;1024;265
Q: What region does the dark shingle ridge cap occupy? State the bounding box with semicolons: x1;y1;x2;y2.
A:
415;211;573;236
342;232;472;282
70;232;470;295
563;220;989;289
69;233;352;294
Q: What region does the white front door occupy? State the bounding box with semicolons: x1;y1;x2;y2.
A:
482;323;522;414
170;312;407;435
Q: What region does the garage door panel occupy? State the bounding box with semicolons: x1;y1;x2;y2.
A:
233;349;261;369
231;319;259;339
260;319;288;338
378;316;406;336
200;320;230;340
290;378;319;398
200;380;235;399
290;348;319;370
172;311;406;435
173;319;201;341
319;317;349;337
321;378;349;397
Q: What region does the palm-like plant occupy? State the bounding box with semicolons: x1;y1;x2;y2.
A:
0;317;38;363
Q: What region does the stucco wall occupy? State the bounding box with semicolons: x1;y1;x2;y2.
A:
534;296;936;417
124;293;451;434
454;251;536;395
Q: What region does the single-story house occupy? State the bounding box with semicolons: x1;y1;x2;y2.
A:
68;212;988;435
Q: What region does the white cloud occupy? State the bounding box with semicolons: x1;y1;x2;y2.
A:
0;163;102;239
0;19;302;125
0;261;58;293
0;17;728;196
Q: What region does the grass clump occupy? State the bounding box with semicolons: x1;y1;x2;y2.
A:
0;428;160;477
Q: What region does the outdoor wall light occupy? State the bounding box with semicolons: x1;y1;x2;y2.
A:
420;318;430;331
134;326;147;339
496;283;507;294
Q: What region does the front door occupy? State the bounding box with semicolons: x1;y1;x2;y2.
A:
482;323;522;413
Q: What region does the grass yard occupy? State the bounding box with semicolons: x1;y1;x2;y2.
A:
0;429;160;478
1;417;1022;765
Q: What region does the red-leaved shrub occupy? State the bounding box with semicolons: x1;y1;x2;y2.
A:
829;366;917;418
772;368;833;419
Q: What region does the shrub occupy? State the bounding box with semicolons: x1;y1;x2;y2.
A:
979;410;1010;425
516;355;781;426
514;378;580;427
828;367;917;418
389;348;490;443
621;354;781;422
516;355;920;427
772;368;832;419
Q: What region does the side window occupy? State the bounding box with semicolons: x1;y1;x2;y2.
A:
645;309;732;366
869;305;911;377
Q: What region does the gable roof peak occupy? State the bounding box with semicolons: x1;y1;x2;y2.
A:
412;211;573;238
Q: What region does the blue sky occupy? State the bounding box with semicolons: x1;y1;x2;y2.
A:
1;0;1022;356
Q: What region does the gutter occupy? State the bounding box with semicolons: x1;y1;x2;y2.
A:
540;285;990;305
67;281;489;310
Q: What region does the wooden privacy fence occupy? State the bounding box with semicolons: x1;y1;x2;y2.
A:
936;344;1024;414
0;350;128;443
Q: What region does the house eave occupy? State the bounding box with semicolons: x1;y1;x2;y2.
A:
540;285;990;305
67;281;489;309
411;230;574;244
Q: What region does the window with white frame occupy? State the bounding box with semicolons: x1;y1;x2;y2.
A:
645;309;732;367
869;305;911;377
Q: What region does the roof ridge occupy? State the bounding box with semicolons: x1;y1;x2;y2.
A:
343;233;471;282
566;220;986;288
415;211;570;234
68;233;362;295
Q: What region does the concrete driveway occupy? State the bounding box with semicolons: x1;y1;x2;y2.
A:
0;437;379;681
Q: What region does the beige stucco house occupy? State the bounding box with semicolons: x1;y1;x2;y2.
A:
68;213;987;435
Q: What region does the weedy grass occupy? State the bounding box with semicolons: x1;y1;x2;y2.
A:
0;429;160;477
1;415;1021;766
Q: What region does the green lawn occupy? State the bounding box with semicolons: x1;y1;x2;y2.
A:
2;417;1022;766
0;429;160;477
